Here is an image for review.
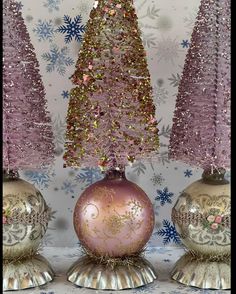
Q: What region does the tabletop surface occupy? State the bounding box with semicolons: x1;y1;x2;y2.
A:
6;246;230;294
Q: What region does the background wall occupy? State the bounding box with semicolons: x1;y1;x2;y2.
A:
17;0;215;248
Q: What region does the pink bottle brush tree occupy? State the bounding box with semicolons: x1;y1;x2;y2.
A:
169;0;230;172
3;0;55;175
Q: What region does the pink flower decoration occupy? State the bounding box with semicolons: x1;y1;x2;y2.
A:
113;47;120;54
207;215;215;222
211;223;218;230
214;215;222;224
116;4;122;8
83;74;90;85
3;216;7;224
149;115;157;124
104;7;109;12
88;64;93;70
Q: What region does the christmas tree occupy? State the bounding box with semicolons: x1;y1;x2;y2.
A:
169;0;230;171
3;0;55;173
64;0;159;170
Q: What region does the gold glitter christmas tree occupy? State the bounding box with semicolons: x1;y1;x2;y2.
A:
64;0;159;170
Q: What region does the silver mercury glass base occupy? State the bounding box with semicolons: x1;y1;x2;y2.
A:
3;254;54;291
67;255;157;290
171;253;231;290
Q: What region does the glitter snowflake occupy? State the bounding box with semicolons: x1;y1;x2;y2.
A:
33;20;55;42
156;220;181;245
75;167;104;188
155;187;174;206
156;37;181;65
15;1;23;11
61;90;69;99
78;1;91;15
42;45;74;75
184;169;193;177
183;9;198;35
153;83;169;105
151;173;165;186
61;180;77;195
57;15;85;43
168;73;181;87
44;0;61;13
181;39;190;48
131;161;147;176
23;168;55;189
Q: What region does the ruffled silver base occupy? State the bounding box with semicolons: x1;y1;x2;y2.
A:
67;255;157;290
171;253;231;289
3;254;54;291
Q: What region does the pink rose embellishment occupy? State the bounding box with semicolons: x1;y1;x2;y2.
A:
214;215;222;224
88;64;93;70
116;4;122;8
207;215;215;222
211;223;218;230
3;216;7;224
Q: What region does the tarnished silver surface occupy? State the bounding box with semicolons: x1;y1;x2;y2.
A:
67;256;157;290
171;253;231;289
3;178;54;290
3;254;54;291
171;178;231;289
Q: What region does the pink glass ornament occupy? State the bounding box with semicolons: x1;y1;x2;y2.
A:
73;170;154;257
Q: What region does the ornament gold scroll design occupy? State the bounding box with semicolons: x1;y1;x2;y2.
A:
178;192;230;214
5;206;53;225
187;250;231;263
172;208;231;228
80;245;146;269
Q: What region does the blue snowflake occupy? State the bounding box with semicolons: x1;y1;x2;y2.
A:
156;220;181;245
33;20;55;42
57;15;85;43
44;0;61;13
155;187;174;206
61;180;77;195
181;39;190;48
15;1;23;11
184;169;193;177
75;168;104;188
42;45;74;75
23;169;55;189
61;90;69;99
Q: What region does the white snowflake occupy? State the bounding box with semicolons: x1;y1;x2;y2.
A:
44;0;61;13
156;37;181;65
42;44;74;75
33;20;55;42
153;84;169;105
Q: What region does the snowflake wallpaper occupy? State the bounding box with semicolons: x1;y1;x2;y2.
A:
17;0;212;248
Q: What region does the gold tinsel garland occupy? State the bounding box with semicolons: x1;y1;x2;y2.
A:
80;245;147;269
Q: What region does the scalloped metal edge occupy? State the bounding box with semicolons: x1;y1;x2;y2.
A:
171;253;231;290
67;255;157;290
3;254;54;291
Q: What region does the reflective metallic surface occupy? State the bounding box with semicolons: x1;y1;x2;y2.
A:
67;256;157;290
3;178;54;290
171;178;231;289
3;254;54;291
74;174;155;257
171;253;230;289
